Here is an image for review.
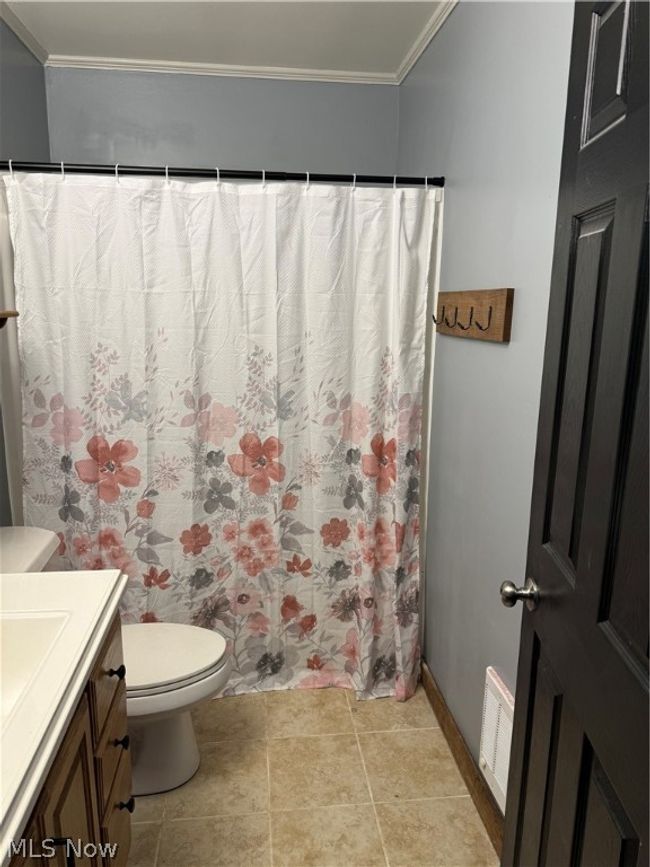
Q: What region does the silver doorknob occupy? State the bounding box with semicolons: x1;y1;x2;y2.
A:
500;577;539;611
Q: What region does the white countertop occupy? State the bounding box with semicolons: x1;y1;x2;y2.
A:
0;569;127;864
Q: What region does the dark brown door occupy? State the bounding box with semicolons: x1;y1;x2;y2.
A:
502;2;648;865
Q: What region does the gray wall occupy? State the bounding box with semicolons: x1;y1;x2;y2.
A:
0;19;50;159
397;1;573;759
46;67;398;173
0;20;51;526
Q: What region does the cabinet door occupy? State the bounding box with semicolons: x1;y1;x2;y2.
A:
40;693;102;867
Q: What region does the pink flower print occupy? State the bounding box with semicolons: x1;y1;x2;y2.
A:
75;436;141;504
372;517;397;572
180;523;212;556
398;401;423;445
340;401;370;444
73;534;94;556
228;585;262;616
362;434;397;495
298;614;317;638
136;498;156;518
394;522;406;554
197;402;238;447
320;518;350;548
341;628;360;674
247;611;271;636
143;567;171;589
228;433;286;495
50;406;85;447
223;522;239;543
282;492;299;511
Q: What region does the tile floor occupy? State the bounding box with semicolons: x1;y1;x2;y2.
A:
129;687;498;867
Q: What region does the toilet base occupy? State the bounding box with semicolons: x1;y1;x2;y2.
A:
129;711;200;796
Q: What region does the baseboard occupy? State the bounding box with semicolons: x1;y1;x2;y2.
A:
420;659;504;857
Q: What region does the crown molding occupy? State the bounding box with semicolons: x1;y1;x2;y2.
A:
6;0;457;86
0;1;48;64
395;0;458;84
44;54;398;85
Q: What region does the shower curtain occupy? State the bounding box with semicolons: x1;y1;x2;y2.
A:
3;172;441;700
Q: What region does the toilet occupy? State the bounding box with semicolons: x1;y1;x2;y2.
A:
1;527;231;796
123;621;231;795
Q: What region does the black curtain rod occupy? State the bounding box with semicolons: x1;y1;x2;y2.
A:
0;161;444;188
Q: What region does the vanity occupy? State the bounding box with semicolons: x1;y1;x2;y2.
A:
0;569;131;866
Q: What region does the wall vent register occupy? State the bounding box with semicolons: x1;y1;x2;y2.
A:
479;666;514;812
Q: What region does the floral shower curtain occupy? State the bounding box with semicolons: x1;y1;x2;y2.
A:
3;172;441;700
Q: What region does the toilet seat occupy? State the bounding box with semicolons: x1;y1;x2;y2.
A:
122;622;228;697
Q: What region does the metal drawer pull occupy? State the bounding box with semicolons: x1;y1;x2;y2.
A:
107;664;126;680
118;796;135;813
113;734;130;750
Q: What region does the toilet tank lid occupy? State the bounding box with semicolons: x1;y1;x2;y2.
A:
0;526;59;573
122;622;228;691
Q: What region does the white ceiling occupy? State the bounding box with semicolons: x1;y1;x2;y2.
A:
1;1;457;84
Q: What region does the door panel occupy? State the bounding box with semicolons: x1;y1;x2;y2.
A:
502;2;648;864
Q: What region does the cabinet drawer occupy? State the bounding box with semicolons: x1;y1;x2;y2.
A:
101;752;133;867
95;683;129;814
89;617;125;747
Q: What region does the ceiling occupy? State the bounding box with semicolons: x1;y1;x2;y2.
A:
1;1;457;84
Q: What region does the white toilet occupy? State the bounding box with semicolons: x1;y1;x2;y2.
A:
0;527;232;796
123;621;231;795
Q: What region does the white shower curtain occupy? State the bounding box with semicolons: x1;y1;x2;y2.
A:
3;172;441;699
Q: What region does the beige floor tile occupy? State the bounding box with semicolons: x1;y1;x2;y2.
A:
359;730;467;802
376;798;498;866
266;688;353;738
269;734;369;810
132;793;165;823
162;740;268;818
127;822;161;867
192;693;267;743
349;687;439;733
158;814;271;867
272;804;386;867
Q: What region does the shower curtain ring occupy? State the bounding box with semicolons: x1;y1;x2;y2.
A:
165;165;170;185
352;173;357;191
115;163;119;183
60;162;65;181
305;171;310;190
262;169;266;189
393;175;397;190
425;176;428;190
8;159;13;178
215;167;220;184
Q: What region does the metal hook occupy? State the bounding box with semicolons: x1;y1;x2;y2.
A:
475;306;493;331
457;306;474;330
444;306;459;328
432;305;445;326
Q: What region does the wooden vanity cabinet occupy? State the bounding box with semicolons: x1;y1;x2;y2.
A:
10;616;133;867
